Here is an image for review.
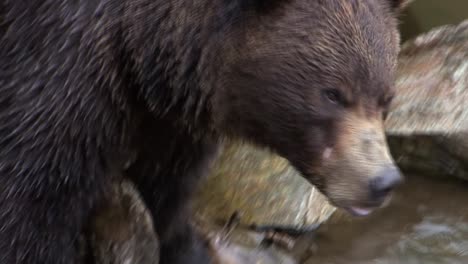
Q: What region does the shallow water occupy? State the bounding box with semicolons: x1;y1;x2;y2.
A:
300;175;468;264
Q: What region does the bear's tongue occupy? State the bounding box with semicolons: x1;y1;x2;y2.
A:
348;207;373;216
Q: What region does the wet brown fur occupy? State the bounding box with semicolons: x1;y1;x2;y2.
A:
0;0;408;263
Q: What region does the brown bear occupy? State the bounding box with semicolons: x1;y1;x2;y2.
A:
0;0;407;263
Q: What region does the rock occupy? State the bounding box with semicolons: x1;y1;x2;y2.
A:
214;243;297;264
386;20;468;180
194;141;336;231
85;180;159;264
194;218;298;264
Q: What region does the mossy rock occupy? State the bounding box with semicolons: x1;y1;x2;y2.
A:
386;20;468;181
195;142;336;230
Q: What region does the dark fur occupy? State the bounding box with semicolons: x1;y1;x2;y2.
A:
0;0;404;263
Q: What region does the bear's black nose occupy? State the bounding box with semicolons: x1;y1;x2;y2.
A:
370;166;403;202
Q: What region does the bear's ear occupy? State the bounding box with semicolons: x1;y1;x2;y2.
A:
387;0;412;11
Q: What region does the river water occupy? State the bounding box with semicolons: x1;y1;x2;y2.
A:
300;175;468;264
207;174;468;263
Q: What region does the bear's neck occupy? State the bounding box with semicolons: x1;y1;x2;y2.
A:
120;0;243;137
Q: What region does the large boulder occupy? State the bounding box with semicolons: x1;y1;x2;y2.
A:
194;141;336;231
386;20;468;180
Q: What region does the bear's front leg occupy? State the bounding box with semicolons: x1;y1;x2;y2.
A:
157;222;214;264
0;171;105;264
127;117;219;264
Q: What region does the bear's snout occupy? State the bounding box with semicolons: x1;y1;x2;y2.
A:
310;112;404;217
369;165;403;204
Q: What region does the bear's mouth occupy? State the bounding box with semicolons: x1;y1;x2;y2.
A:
345;206;375;217
342;193;393;217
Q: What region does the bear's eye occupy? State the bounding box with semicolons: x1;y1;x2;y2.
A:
323;89;343;105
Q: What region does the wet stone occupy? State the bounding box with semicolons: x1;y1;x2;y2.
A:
386;20;468;181
194;141;336;231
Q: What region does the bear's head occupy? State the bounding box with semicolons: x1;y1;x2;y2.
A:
213;0;409;216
